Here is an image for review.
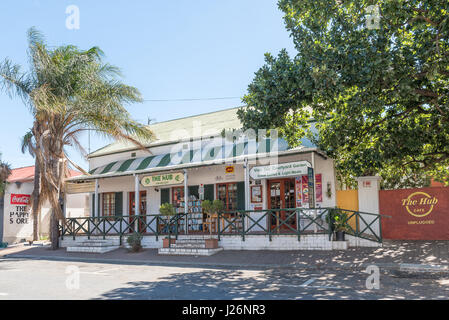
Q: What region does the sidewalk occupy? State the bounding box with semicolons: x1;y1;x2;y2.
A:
2;240;449;272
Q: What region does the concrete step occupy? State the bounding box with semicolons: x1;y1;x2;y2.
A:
158;247;223;256
79;241;116;247
67;245;119;254
175;238;209;243
171;243;207;249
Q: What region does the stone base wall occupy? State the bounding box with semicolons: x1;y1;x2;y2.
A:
60;233;381;250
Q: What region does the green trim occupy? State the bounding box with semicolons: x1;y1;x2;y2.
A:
157;154;171;167
136;156;156;170
117;159;135;172
100;162;117;174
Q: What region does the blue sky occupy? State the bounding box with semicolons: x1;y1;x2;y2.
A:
0;0;296;170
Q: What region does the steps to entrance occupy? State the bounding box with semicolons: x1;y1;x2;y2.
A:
158;238;223;256
66;239;119;254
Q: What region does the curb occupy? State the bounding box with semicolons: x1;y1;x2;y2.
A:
6;253;447;274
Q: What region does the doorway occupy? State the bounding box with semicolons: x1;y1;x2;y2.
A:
267;179;297;231
129;191;147;233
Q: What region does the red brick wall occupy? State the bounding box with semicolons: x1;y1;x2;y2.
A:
380;187;449;240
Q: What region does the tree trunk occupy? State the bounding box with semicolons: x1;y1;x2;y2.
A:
32;158;40;241
50;210;59;250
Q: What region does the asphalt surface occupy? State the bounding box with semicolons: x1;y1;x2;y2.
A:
1;258;448;300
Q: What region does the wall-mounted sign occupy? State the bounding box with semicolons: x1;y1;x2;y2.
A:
380;187;449;240
250;185;262;203
10;194;31;205
199;184;205;200
402;192;438;218
308;167;315;208
295;177;302;208
141;172;184;187
249;161;311;180
225;165;235;174
316;174;323;203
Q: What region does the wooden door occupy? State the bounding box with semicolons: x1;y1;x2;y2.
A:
268;179;297;231
129;191;147;233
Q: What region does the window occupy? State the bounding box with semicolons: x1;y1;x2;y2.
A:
102;193;116;216
217;183;238;211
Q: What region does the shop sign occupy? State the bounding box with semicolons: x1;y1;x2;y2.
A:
225;166;235;174
380;187;449;240
249;161;311;179
10;194;31;205
141;172;184;187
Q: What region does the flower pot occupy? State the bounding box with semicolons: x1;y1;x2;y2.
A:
163;238;176;248
335;231;345;241
205;238;218;249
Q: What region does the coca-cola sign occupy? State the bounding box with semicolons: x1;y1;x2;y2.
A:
10;194;31;205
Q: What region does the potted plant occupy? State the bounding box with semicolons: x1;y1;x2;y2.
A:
126;232;143;252
159;203;177;247
202;199;224;248
327;210;350;241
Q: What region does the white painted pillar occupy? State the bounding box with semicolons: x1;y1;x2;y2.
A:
94;179;99;217
134;174;140;216
311;152;316;209
184;169;188;234
134;174;140;233
356;176;382;238
244;158;249;210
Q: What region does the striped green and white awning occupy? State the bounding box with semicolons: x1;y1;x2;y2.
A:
86;138;289;178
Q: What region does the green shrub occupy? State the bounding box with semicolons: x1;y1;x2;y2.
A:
202;199;225;214
126;232;143;252
159;203;176;216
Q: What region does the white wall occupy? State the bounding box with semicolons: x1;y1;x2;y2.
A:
2;181;89;244
2;181;34;243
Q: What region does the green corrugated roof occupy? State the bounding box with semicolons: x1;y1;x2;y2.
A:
88;107;244;158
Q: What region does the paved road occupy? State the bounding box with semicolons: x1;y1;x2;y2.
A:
0;258;448;300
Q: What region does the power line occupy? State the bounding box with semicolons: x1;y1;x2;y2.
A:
143;96;242;102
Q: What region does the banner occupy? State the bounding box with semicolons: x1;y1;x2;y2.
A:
295;177;302;208
301;176;309;208
315;174;322;203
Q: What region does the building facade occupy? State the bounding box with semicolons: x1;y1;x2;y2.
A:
1;166;89;244
63;107;382;250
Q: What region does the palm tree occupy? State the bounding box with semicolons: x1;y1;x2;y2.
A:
0;153;12;194
0;28;153;249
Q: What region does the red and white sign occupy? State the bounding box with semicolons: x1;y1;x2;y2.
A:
10;194;31;205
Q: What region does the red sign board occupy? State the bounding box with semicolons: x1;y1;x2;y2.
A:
380;187;449;240
316;174;323;203
10;194;31;205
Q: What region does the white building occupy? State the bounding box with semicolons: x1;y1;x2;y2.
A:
1;166;89;244
62;107;381;251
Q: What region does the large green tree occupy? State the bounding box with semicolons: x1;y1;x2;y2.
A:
238;0;449;188
0;28;153;248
